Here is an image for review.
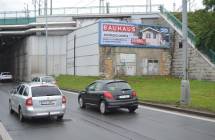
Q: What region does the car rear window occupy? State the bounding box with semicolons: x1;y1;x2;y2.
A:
31;86;61;97
106;82;131;92
42;77;55;83
2;72;11;75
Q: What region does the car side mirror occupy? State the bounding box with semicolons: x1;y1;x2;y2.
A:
81;90;86;94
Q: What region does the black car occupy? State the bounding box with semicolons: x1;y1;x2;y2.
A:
78;80;138;114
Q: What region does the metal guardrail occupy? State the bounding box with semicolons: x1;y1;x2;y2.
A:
0;17;36;25
0;10;36;25
208;49;215;63
159;5;215;64
0;5;161;25
159;5;196;45
47;5;161;15
199;47;215;64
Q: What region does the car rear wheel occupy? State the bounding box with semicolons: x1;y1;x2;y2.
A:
100;101;107;114
19;108;25;122
128;107;137;113
57;115;64;121
78;97;86;109
9;101;13;114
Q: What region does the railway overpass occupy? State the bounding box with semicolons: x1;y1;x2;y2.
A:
0;5;214;81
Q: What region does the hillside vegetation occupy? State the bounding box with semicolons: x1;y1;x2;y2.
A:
174;11;215;51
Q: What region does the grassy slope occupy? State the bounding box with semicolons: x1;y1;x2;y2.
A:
56;75;215;112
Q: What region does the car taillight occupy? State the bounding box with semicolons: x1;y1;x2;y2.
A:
132;91;137;97
104;91;113;100
25;97;33;107
62;96;66;104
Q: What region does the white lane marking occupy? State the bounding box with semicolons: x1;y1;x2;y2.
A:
61;90;79;95
139;106;215;123
62;89;215;123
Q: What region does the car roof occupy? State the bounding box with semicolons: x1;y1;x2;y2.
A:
95;79;127;84
34;76;54;78
21;82;57;88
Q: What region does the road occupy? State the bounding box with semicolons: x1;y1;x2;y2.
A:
0;83;215;140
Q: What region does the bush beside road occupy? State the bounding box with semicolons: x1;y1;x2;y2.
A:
56;75;215;113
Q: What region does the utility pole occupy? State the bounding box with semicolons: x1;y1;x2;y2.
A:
173;1;176;12
45;0;48;75
99;0;101;14
32;0;37;17
106;2;110;14
74;35;76;76
99;0;104;14
180;0;190;105
149;0;152;13
24;3;29;17
50;0;53;15
146;0;148;12
38;0;41;16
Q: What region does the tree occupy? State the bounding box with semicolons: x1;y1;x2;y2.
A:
173;10;215;51
203;0;215;11
191;10;215;51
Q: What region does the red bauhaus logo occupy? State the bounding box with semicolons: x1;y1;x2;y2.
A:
103;24;136;33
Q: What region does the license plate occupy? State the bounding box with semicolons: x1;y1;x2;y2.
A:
50;112;60;115
40;100;55;105
119;95;130;99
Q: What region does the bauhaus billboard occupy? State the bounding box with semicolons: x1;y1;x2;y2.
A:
99;21;170;48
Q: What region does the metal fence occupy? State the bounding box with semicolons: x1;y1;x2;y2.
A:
159;5;215;64
159;5;196;45
199;47;215;64
0;5;161;25
0;10;36;25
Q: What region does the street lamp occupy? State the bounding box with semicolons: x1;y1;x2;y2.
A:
180;0;190;105
45;0;48;75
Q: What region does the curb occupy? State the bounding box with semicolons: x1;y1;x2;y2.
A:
139;102;215;119
0;121;12;140
62;88;215;119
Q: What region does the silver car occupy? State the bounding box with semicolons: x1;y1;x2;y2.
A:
9;83;66;122
0;72;13;81
32;76;57;85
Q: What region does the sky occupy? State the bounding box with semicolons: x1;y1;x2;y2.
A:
0;0;204;12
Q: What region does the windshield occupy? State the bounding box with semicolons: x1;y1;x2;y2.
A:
31;86;61;97
41;77;55;83
106;82;131;92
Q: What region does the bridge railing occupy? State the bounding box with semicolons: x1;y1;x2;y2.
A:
159;5;196;46
0;10;36;25
46;4;161;15
0;5;161;25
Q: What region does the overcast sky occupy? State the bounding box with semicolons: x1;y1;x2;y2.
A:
0;0;204;12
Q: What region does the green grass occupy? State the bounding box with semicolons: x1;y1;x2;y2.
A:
56;75;99;91
56;75;215;113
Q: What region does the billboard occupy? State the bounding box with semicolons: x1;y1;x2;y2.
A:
99;21;170;48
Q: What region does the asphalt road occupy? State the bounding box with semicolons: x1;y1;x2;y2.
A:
0;83;215;140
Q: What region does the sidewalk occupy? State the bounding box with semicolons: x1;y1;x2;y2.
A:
0;121;12;140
